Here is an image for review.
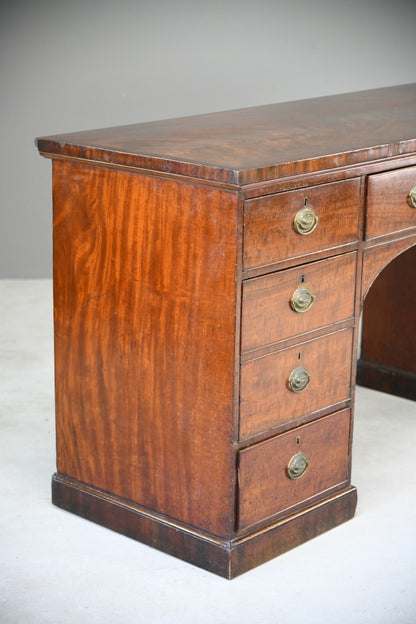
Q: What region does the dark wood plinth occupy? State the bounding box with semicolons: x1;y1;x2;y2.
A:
357;359;416;401
52;473;357;579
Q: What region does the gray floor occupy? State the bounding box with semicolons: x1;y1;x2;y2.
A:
1;279;415;624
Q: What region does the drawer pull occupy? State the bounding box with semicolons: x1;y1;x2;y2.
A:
288;366;311;393
407;185;416;208
290;286;315;313
294;206;318;235
287;452;309;480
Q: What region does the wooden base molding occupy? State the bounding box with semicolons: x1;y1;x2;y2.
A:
357;359;416;402
52;474;357;579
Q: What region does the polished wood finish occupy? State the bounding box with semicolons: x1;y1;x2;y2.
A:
37;84;416;578
37;84;416;185
52;160;239;536
244;179;360;270
238;409;351;530
241;252;356;354
366;166;416;239
240;329;353;440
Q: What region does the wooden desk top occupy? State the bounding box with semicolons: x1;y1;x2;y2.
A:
37;84;416;185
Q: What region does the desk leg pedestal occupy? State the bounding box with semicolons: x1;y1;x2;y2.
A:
52;473;357;579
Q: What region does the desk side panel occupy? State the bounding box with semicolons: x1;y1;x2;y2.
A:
52;161;238;537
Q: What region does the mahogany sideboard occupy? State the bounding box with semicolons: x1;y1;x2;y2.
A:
36;84;416;578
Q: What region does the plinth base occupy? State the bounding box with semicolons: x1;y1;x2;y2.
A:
52;474;357;579
357;358;416;401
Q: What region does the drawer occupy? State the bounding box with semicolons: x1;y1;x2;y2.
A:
237;408;351;530
366;166;416;239
240;328;353;439
241;252;356;354
244;178;360;270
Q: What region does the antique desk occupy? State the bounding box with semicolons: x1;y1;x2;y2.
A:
37;84;416;578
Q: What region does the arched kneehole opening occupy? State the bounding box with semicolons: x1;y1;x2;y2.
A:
357;243;416;401
351;243;416;583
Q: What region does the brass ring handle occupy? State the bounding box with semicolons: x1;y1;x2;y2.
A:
293;206;318;235
290;286;315;313
287;452;309;480
407;185;416;208
288;366;311;393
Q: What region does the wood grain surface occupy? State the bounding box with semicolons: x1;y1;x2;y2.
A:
240;329;353;439
238;408;351;529
366;166;416;239
37;84;416;185
243;179;360;270
241;252;357;354
52;160;239;536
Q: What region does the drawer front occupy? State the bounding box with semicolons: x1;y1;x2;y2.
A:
244;178;360;270
241;252;356;354
366;166;416;239
237;408;351;530
240;328;353;439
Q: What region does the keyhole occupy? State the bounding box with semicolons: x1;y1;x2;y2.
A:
296;436;300;445
301;274;305;283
